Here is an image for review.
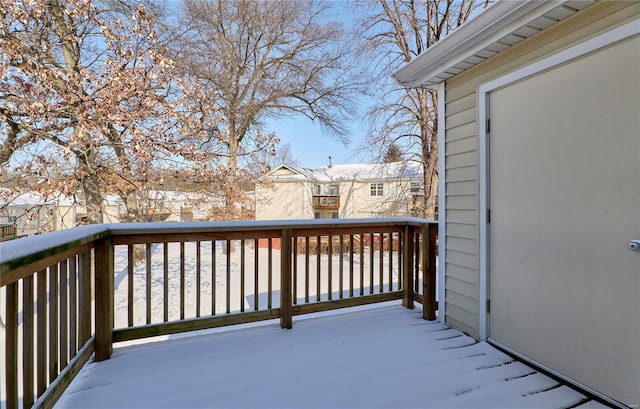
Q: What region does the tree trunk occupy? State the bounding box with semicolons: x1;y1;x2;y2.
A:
418;89;438;220
225;129;240;220
78;157;103;225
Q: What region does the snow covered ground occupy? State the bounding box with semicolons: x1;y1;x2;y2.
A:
111;240;405;330
55;304;607;409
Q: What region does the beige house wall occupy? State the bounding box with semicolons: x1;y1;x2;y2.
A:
256;177;418;220
442;1;640;338
55;205;77;230
255;181;311;220
347;179;416;218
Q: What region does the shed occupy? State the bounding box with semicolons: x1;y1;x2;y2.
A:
394;1;640;407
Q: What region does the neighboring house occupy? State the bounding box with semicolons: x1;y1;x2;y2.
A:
0;188;221;236
84;191;223;223
0;191;57;236
394;1;639;407
255;161;424;220
143;190;223;222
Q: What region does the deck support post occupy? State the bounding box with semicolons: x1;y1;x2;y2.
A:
95;235;114;361
422;224;438;320
402;225;415;309
280;229;293;329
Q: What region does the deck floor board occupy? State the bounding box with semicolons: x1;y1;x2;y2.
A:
55;305;608;409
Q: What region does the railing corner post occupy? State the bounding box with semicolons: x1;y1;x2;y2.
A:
422;223;438;321
280;228;293;329
95;235;114;361
402;225;415;309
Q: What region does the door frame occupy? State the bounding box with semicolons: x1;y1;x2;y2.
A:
475;19;639;406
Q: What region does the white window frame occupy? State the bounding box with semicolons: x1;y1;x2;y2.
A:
369;182;384;197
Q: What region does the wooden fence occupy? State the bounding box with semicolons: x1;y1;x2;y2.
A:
0;219;437;409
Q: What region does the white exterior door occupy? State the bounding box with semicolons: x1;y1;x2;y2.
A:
487;35;640;406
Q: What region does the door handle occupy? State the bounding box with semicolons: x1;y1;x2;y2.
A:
628;239;640;252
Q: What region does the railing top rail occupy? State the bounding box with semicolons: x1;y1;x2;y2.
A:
107;217;435;236
0;224;110;283
1;217;436;283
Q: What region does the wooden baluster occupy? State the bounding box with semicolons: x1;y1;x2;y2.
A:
164;243;169;322
414;232;420;294
59;259;68;369
36;269;47;397
304;236;309;304
127;244;134;327
77;251;91;346
211;240;216;316
196;241;202;317
359;233;364;296
49;263;58;381
327;235;333;301
290;237;295;306
369;233;374;295
339;235;344;299
146;243;152;324
398;232;403;291
388;233;393;292
6;281;18;409
240;239;245;312
23;275;35;408
316;235;321;302
225;240;231;314
379;233;384;294
349;235;354;297
69;256;77;358
180;242;186;319
254;239;259;311
403;226;415;309
269;238;274;309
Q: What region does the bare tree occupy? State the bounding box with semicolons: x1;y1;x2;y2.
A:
0;0;219;224
358;0;488;218
166;0;361;219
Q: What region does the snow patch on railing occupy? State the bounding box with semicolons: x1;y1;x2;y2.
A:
0;224;110;265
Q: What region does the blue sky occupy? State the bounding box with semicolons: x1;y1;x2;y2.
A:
264;114;368;170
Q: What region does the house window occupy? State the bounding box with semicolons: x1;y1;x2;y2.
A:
314;183;339;195
331;212;339;219
370;183;384;197
410;181;422;194
314;212;320;219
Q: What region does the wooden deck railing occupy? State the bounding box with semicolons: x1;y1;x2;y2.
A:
0;218;437;409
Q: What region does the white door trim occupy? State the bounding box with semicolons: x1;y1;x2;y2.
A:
476;18;640;342
437;81;446;323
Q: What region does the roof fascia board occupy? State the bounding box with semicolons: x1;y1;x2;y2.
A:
393;0;566;89
265;163;306;177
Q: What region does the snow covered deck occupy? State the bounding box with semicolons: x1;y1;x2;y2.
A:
55;305;606;409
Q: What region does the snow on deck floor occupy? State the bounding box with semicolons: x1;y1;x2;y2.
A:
55;305;606;409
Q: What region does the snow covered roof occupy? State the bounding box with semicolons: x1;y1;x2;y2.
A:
0;191;52;207
268;161;422;182
1;190;84;207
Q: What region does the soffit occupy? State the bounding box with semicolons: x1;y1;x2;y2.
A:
393;0;598;89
